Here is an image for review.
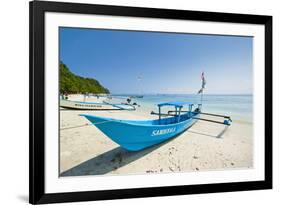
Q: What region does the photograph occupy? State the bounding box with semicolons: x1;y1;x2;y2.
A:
59;27;253;177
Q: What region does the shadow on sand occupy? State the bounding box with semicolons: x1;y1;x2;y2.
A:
60;137;175;177
188;125;229;139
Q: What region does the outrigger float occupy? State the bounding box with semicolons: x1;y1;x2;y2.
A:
81;101;232;151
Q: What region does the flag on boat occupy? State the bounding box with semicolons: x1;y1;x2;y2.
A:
201;72;206;88
198;72;206;94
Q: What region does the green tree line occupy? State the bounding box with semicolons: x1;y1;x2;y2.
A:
59;62;110;94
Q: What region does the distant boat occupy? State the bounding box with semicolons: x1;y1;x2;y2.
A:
130;95;143;98
81;102;231;151
60;99;136;111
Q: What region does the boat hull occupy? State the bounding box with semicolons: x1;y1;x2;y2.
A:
81;113;198;151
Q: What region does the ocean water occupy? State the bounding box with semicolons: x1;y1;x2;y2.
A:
115;94;253;124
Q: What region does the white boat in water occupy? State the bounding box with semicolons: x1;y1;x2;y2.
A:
60;99;136;110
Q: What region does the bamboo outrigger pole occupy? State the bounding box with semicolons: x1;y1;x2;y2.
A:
168;110;232;120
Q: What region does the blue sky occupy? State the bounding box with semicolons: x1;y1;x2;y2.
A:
60;27;253;94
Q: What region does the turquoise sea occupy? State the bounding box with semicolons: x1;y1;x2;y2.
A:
114;94;253;124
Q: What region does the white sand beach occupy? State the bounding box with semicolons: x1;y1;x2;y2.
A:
60;95;253;176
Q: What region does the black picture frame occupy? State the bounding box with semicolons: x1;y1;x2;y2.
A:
29;0;272;204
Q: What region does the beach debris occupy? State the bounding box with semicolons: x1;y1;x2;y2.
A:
195;167;199;171
193;156;199;159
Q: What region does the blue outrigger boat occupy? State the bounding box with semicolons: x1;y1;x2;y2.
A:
81;102;232;151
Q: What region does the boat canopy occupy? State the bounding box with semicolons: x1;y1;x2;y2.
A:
157;101;193;108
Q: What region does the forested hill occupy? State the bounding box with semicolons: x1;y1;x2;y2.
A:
59;62;110;94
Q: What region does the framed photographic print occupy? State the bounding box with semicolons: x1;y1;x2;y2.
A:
29;0;272;204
